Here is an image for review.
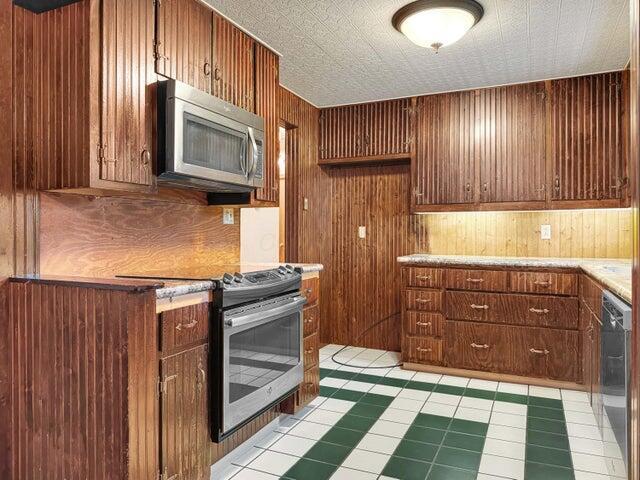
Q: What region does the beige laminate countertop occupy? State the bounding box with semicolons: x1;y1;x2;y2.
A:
397;254;632;304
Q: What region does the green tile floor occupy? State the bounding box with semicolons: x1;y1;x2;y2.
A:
215;345;627;480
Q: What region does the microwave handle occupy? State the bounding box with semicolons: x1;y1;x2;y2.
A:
247;127;258;177
240;135;249;177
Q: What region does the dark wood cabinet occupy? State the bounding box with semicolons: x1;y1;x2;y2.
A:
444;321;507;373
319;98;413;165
154;0;213;93
213;13;255;112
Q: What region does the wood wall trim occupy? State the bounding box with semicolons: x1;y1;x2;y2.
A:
0;0;12;277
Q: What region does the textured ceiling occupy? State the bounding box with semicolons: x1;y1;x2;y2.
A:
205;0;630;107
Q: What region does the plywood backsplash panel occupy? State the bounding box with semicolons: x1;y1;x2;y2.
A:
413;209;633;259
39;193;240;277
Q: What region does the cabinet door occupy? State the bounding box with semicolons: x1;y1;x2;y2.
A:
444;320;507;372
254;44;280;202
319;104;363;160
550;71;629;204
155;0;213;93
580;303;592;389
359;98;413;158
414;92;476;205
160;344;209;480
478;83;546;203
591;315;603;427
100;0;154;186
213;14;255;111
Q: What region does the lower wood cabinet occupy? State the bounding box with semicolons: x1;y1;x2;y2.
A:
403;336;443;364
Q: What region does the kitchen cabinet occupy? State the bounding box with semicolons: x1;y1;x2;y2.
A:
549;71;629;207
154;0;213;93
213;13;255;112
319;98;414;165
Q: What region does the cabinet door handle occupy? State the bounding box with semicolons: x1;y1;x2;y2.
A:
417;347;432;353
213;66;221;81
141;148;151;166
415;298;431;304
533;280;552;287
466;278;484;283
416;275;432;280
471;343;490;349
529;348;550;355
305;348;315;354
176;318;198;331
304;318;314;324
470;304;489;310
204;62;212;76
529;307;550;314
305;288;313;295
416;321;432;327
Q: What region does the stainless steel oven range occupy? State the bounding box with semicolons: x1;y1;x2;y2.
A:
209;266;305;442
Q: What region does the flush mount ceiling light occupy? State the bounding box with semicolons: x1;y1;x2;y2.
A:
392;0;484;52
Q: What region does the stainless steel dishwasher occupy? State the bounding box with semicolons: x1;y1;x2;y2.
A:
601;290;632;477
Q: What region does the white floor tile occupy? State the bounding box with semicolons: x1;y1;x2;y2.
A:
369;419;411;438
247;451;299;476
231;468;279;480
603;441;624;459
368;384;402;397
379;407;419;424
492;401;527;416
304;408;345;426
292;405;315;420
329;467;378;480
459;396;494;411
307;396;328;409
601;427;617;443
490;411;527;429
567;423;603;441
486;424;527;444
320;344;347;354
412;371;442;383
342;380;375;392
562;389;590;403
365;367;393;376
428;392;462;406
218;463;242;480
529;385;561;399
563;400;595;413
320;377;349;389
421;401;457;418
356;432;402;455
572;452;609;475
336;365;364;373
482;438;526;460
287;420;332;440
468;378;499;391
439;374;470;387
342;449;390;474
318;398;356;413
275;416;300;433
573;471;616;480
497;382;529;396
565;410;598;426
398;388;431;401
320;359;343;370
253;431;284;449
569;437;608;456
388;397;426;412
230;447;264;467
268;435;316;457
479;454;525;480
386;368;416;380
605;456;627;477
476;474;517;480
455;406;491;423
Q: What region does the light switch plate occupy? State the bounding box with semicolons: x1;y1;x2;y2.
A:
540;224;551;240
358;226;366;239
223;208;234;225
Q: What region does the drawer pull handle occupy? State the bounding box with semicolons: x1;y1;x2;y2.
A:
417;347;432;353
529;348;550;355
466;278;485;283
305;348;315;354
304;382;314;390
306;288;313;294
529;307;550;314
415;299;431;304
416;321;432;327
533;280;552;287
416;275;432;280
176;319;199;331
471;343;490;349
470;304;489;310
305;318;314;324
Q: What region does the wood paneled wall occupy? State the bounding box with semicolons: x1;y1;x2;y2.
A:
39;192;240;277
413;209;633;259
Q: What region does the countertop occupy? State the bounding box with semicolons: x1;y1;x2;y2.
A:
397;254;632;304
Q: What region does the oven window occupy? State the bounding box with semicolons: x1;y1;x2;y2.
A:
183;112;246;175
228;312;300;404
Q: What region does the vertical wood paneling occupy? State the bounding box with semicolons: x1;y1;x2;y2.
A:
550;71;629;203
100;0;154;186
0;0;12;278
254;44;279;202
213;14;254;111
155;0;213;93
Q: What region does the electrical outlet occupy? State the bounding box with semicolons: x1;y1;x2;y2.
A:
223;208;234;225
358;226;366;239
540;224;551;240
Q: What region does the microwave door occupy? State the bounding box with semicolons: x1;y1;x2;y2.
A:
172;99;250;186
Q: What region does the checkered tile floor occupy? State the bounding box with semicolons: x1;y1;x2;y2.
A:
214;345;627;480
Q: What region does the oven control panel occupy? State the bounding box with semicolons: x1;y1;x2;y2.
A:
221;265;298;288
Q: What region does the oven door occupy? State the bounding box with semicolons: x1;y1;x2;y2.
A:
221;294;305;434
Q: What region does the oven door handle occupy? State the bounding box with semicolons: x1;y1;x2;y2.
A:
224;295;307;328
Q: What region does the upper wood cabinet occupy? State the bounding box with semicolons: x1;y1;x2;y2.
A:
319;98;414;165
549;71;629;207
154;0;213;93
213;13;255;112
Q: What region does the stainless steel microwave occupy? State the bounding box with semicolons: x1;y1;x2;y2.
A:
157;79;264;192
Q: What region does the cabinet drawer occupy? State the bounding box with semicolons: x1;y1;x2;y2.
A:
303;304;319;337
304;332;319;370
445;291;579;329
405;289;443;312
302;276;319;306
160;303;209;353
444;321;507;372
403;336;443;365
509;271;578;296
406;267;443;288
404;312;444;337
445;269;508;292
